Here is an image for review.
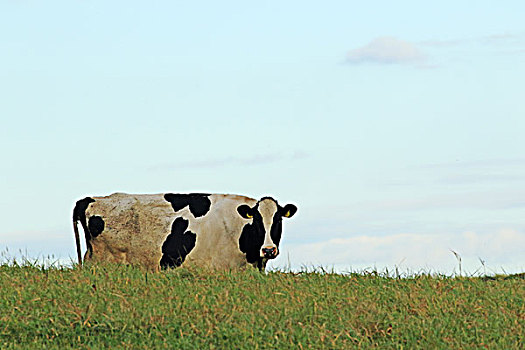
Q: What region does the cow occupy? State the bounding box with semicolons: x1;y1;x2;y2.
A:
73;193;297;271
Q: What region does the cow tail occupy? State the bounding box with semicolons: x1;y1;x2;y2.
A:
73;218;83;266
72;197;95;267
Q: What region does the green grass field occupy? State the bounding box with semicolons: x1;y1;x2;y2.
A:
1;261;524;349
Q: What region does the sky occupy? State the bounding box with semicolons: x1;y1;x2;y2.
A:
1;1;524;274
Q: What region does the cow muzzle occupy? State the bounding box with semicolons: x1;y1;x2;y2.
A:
261;246;278;259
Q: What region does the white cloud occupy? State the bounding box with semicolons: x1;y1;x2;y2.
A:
418;39;466;48
346;37;426;65
274;229;525;275
350;33;525;68
419;33;524;48
367;190;525;211
481;33;523;45
418;33;525;58
149;151;309;171
420;157;525;169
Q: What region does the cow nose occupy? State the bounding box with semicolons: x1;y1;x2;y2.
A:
262;247;278;258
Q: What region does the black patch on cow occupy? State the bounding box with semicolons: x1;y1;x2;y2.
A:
269;203;297;247
88;216;105;238
160;217;197;269
164;193;211;218
238;208;265;269
270;216;283;246
73;197;96;255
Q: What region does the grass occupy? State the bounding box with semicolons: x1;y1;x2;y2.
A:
0;260;524;349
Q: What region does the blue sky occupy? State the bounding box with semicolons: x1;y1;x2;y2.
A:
1;1;524;274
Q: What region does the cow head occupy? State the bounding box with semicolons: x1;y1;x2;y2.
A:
237;197;297;270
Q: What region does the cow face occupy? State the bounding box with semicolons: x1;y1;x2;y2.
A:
237;197;297;269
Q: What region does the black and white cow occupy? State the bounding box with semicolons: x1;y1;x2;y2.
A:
73;193;297;271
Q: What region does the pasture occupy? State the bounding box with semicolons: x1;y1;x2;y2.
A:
1;261;524;349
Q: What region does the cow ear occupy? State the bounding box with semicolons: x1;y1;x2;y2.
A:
237;205;254;219
282;204;297;218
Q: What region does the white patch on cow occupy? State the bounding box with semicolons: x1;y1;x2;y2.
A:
257;199;278;256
